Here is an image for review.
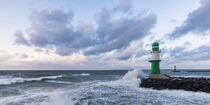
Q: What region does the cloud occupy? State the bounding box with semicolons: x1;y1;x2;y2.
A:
14;0;156;58
14;31;30;46
15;9;95;56
113;0;133;13
169;0;210;38
165;45;210;62
20;54;28;59
84;10;156;55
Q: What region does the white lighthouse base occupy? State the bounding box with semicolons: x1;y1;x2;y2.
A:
149;74;171;79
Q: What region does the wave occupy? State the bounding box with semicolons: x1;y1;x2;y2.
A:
0;75;64;85
1;70;210;105
70;84;210;105
72;73;90;76
0;75;13;79
68;70;210;105
0;89;74;105
46;80;72;84
96;69;145;87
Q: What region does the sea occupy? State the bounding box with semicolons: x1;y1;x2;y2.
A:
0;69;210;105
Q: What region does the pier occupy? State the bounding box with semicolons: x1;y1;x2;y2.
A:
140;77;210;93
140;42;210;93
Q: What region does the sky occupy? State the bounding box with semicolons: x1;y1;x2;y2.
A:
0;0;210;70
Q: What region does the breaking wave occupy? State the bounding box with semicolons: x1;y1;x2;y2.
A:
96;69;145;87
69;70;210;105
0;75;64;85
72;73;90;76
1;70;210;105
0;89;74;105
46;80;73;84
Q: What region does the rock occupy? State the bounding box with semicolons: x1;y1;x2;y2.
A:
149;74;171;79
140;77;210;93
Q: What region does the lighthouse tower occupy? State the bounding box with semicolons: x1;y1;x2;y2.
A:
148;42;170;79
149;42;161;74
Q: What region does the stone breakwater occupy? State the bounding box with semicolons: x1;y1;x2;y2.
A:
140;77;210;93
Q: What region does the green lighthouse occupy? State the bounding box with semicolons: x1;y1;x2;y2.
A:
149;42;170;79
149;42;161;74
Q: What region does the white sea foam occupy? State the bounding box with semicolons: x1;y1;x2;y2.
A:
40;89;74;105
46;80;72;84
174;75;210;78
69;70;210;105
70;79;210;105
0;89;74;105
96;69;145;87
135;87;210;104
0;75;64;85
72;73;90;76
1;69;209;105
0;75;13;79
1;70;210;105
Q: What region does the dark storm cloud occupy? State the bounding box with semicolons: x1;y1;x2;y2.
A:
14;0;156;57
84;10;156;55
15;9;95;56
169;0;210;38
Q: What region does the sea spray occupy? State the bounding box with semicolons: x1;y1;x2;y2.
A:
96;69;145;87
122;69;145;86
123;69;145;80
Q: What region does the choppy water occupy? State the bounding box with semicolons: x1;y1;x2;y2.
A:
0;70;210;105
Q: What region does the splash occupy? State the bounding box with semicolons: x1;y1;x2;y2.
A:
121;69;145;86
123;69;145;80
96;69;145;87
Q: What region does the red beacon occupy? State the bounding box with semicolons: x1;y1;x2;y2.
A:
174;65;176;72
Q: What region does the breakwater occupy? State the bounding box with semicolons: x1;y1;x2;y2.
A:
140;77;210;93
